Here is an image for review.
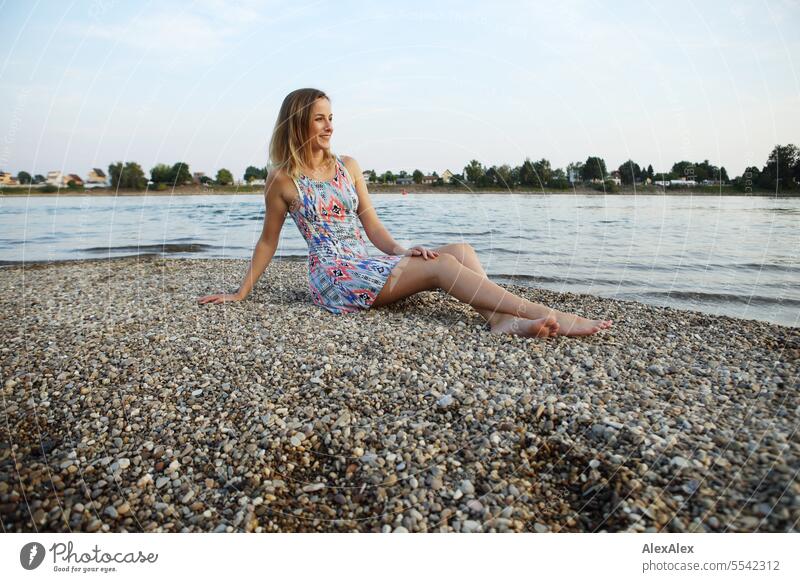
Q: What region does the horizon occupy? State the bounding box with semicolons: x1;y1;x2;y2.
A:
1;1;798;181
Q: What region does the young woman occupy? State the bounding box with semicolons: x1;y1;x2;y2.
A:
198;88;613;337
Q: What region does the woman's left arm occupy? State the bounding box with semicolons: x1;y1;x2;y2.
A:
344;156;409;255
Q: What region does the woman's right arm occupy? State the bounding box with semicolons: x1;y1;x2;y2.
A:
198;172;290;304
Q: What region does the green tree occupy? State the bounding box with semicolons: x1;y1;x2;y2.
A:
583;156;607;181
463;160;485;184
548;168;569;189
216;168;233;185
495;164;512;187
17;171;32;184
519;158;536;186
170;162;192;185
646;164;654;180
380;171;395;184
759;144;798;191
412;169;424;184
108;161;147;190
244;165;267;183
150;163;172;184
33;174;45;184
368;170;377;183
617;160;642;185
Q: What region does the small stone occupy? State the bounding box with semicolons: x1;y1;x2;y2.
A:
181;490;195;503
302;482;325;493
156;476;170;489
462;520;481;532
460;479;475;495
117;502;131;515
671;456;690;469
118;458;130;469
437;394;454;408
392;526;409;533
589;459;600;469
104;506;118;519
533;522;549;533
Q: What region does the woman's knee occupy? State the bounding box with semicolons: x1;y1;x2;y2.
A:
431;253;461;286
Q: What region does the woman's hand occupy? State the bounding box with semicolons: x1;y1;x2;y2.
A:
404;245;439;260
197;291;245;305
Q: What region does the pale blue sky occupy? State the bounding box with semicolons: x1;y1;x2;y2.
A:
1;0;798;180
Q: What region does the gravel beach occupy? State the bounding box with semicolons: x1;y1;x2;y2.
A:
1;256;797;533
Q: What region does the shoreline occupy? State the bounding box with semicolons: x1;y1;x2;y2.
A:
1;186;796;198
1;255;797;532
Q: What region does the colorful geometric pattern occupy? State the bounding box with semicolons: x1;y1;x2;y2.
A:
288;154;405;314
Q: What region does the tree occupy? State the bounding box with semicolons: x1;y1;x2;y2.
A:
108;161;147;190
646;164;654;180
381;171;395;184
33;174;46;184
548;168;569;189
368;170;377;183
150;163;172;184
17;171;32;184
216;168;233;185
244;165;267;183
531;158;552;188
170;162;192;185
583;156;607;181
412;169;424;184
495;164;513;187
463;160;485;184
519;158;536;186
759;144;798;191
617;160;642;185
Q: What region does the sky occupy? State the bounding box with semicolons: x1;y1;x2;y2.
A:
1;0;799;181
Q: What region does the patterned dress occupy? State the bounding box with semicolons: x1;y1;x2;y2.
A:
287;154;406;314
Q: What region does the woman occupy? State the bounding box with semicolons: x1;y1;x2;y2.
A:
198;88;613;337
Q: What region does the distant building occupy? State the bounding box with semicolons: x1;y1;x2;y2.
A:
192;172;206;184
46;171;62;186
568;168;581;184
0;172;19;186
441;169;454;184
86;168;107;184
362;171;374;183
670;178;697;187
396;176;413;185
422;174;437;184
249;179;266;186
65;174;84;186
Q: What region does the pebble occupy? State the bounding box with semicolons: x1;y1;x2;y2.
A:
0;256;795;534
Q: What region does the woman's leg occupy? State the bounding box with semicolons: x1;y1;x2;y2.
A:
432;242;518;330
372;253;611;337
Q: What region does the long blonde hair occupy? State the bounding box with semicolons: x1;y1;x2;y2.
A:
269;88;336;179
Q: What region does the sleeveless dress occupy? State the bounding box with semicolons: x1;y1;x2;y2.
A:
287;154;406;314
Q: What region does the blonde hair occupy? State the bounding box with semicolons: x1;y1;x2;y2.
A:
269;88;336;180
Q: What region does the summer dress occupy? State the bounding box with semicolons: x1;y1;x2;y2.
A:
287;154;405;314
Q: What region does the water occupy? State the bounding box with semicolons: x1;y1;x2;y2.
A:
1;193;798;327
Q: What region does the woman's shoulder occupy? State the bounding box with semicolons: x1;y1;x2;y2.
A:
338;154;361;178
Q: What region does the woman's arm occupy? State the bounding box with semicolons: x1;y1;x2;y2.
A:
344;156;408;255
235;172;289;299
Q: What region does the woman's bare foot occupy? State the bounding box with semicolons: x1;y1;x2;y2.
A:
550;312;613;336
489;315;560;338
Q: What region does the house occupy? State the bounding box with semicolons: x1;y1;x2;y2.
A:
65;174;84;186
0;171;19;186
249;178;266;186
362;171;373;183
441;169;454;184
422;174;437;184
192;172;206;184
670;178;697;187
86;168;107;184
396;176;414;185
46;171;62;186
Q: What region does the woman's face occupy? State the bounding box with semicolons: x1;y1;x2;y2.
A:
307;97;333;151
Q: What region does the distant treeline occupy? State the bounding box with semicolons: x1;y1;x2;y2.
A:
7;143;798;194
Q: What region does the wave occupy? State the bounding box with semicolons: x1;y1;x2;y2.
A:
81;243;215;253
632;290;800;308
491;273;627;286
